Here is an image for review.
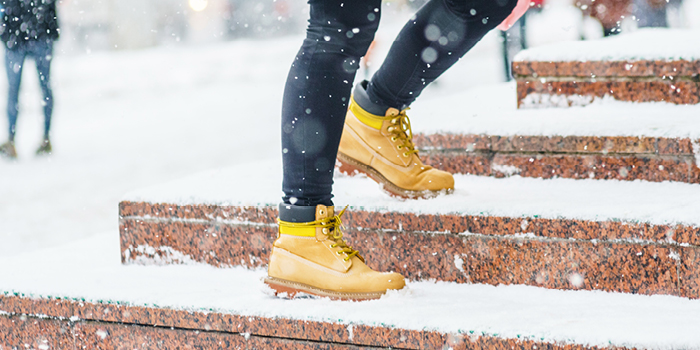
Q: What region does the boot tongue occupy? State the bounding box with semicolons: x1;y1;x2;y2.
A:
384;108;400;117
313;205;355;271
315;205;335;241
315;205;334;221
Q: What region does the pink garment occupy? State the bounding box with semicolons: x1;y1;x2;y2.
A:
497;0;531;31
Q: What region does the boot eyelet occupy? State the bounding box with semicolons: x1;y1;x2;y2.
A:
344;257;350;262
403;152;409;157
397;145;402;149
319;210;325;216
391;137;397;141
336;251;342;255
322;228;329;234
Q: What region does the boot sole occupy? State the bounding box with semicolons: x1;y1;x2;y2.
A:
264;276;386;301
337;152;454;200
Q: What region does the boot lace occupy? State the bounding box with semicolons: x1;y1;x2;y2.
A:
278;206;360;262
387;109;419;158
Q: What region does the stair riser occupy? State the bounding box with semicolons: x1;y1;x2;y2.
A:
119;202;700;246
2;294;597;350
516;80;700;107
413;135;697;156
1;314;350;350
421;152;700;183
0;315;72;350
120;217;700;298
512;60;700;107
513;60;700;78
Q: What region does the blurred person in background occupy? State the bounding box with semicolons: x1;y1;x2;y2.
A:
575;0;631;36
502;0;545;81
0;0;59;160
267;0;528;300
634;0;683;28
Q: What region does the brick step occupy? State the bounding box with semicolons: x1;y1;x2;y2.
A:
118;161;700;298
414;133;700;184
512;30;700;107
2;235;699;349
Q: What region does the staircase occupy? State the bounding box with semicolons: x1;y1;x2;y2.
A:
512;29;700;108
3;30;700;349
118;172;700;298
415;132;700;184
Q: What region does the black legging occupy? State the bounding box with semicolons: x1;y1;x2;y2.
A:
282;0;517;206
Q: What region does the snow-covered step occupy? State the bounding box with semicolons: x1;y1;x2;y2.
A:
2;234;700;349
414;133;700;184
408;82;700;184
512;30;700;108
119;160;700;298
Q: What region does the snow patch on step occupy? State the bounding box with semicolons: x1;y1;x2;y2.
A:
491;163;521;176
411;82;700;138
3;233;700;350
123;245;200;266
123;160;700;227
514;29;700;62
520;92;596;109
453;254;465;273
692;139;700;168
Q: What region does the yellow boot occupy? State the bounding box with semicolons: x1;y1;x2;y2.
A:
265;203;405;300
338;82;454;199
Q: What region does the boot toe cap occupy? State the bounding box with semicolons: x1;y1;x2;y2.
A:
421;169;455;191
385;272;406;291
372;271;406;292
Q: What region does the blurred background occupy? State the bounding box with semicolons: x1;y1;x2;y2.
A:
1;0;699;257
53;0;699;58
58;0;308;52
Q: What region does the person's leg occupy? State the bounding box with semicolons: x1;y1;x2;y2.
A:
32;41;54;142
5;46;26;143
635;0;668;28
367;0;518;109
501;30;511;81
270;0;406;301
501;15;527;82
281;0;381;206
336;0;516;199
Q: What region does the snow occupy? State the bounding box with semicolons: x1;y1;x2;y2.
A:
1;233;700;349
0;8;505;257
1;2;700;347
515;29;700;62
411;83;700;138
124;159;700;228
2;2;699;257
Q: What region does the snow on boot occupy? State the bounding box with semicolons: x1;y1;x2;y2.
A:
36;139;52;156
337;82;454;199
0;141;17;159
265;204;405;301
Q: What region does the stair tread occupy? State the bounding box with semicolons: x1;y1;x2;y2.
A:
2;233;700;349
514;29;700;63
409;83;700;138
123;159;700;227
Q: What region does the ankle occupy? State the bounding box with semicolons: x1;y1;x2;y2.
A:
353;80;391;117
278;203;317;223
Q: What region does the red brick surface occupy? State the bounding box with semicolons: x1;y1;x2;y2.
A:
512;60;700;106
119;202;700;298
0;295;630;350
412;134;700;184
